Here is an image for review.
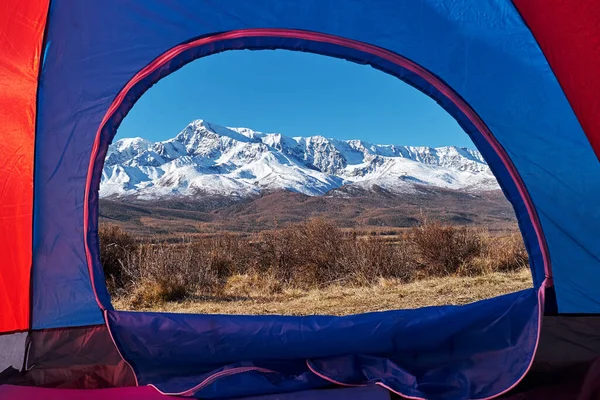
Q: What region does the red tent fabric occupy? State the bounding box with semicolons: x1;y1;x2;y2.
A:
0;0;48;333
514;0;600;159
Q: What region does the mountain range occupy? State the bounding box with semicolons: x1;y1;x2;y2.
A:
100;119;499;200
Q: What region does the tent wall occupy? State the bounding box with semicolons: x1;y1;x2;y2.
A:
32;0;582;329
0;0;48;333
0;0;597;331
0;384;391;400
533;316;600;373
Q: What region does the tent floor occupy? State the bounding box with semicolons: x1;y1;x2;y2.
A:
0;385;392;400
3;315;600;399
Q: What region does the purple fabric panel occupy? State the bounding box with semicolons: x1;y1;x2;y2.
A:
107;288;540;399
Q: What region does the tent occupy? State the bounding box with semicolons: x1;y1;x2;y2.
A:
1;0;600;399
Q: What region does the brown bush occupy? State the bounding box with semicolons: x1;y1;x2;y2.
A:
410;221;483;276
342;235;415;285
481;232;529;273
258;218;346;286
129;279;189;309
99;224;137;292
122;244;191;307
190;233;253;277
254;219;415;287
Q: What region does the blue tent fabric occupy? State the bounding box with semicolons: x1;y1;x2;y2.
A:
107;288;540;399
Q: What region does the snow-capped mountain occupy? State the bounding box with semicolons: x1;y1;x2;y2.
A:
100;120;499;199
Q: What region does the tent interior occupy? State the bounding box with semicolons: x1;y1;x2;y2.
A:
1;1;600;399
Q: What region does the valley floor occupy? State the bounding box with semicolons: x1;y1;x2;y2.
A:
113;269;532;316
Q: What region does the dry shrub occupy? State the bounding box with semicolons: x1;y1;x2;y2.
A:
343;235;415;285
115;234;258;308
129;279;189;309
125;237;242;306
481;232;529;273
259;218;346;286
189;238;234;285
124;243;196;307
99;224;137;292
410;221;483;276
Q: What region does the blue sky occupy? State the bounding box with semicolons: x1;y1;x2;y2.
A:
117;49;472;148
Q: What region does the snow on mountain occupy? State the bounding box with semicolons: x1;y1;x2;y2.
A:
100;119;499;199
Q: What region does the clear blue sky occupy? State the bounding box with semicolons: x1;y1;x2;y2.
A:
117;49;472;148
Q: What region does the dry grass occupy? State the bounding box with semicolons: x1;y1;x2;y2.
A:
113;269;532;315
99;224;137;292
256;219;414;286
101;218;532;313
411;222;483;277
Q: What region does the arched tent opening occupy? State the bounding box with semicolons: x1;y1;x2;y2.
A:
87;30;549;313
3;1;600;399
97;47;533;315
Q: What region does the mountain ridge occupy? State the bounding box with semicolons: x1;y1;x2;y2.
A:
101;119;499;199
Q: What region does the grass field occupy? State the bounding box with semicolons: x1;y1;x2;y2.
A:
113;269;532;315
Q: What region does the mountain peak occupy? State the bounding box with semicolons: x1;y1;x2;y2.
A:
172;120;255;157
113;136;152;151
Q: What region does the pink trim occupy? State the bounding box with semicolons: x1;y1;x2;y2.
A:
375;382;427;400
306;360;366;388
103;310;139;387
85;28;551;312
149;366;279;397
